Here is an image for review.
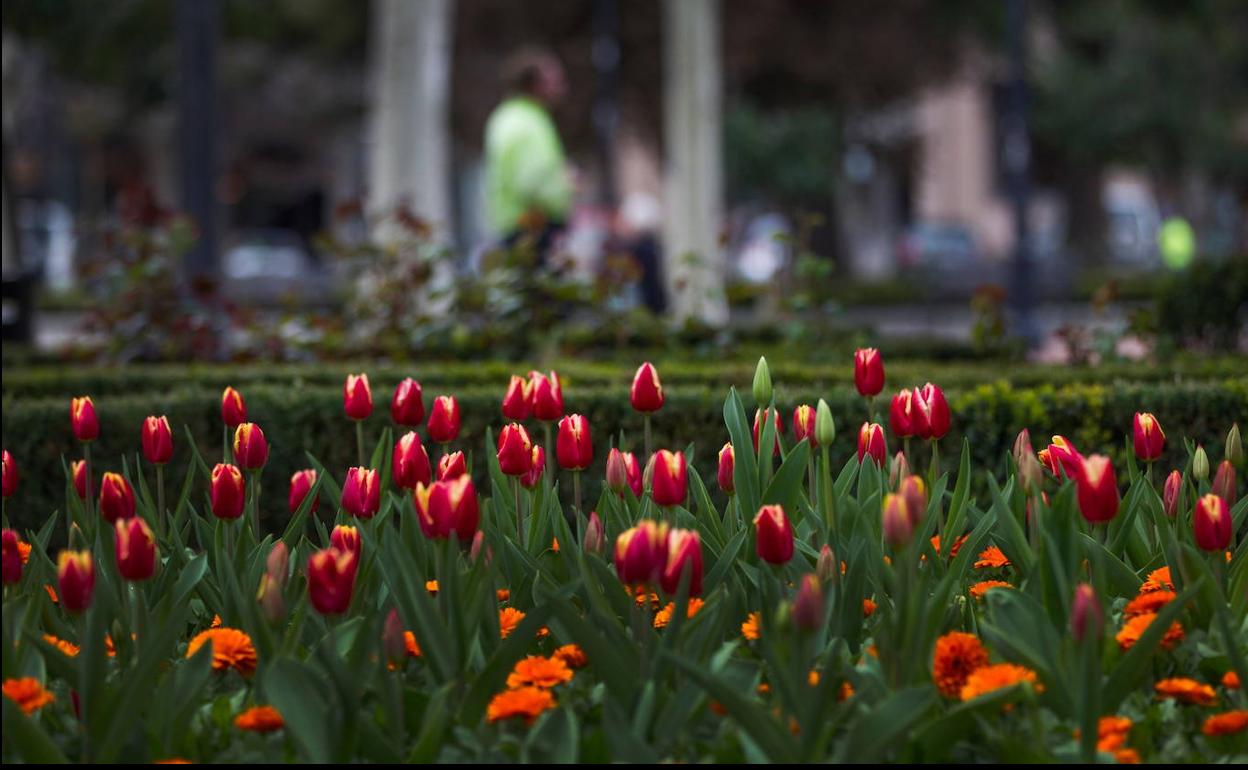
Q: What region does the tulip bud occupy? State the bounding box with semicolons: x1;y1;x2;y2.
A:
889;451;909;488
266;541;290;588
889;389;914;439
1039;436;1083;479
307;547;358;615
413;476;480;541
899;475;927;526
614;520;668;584
1162;470;1182;518
520;445;545;490
233;423;269;470
857;422;887;466
556;414;593;471
72;460;88;500
717;443;735;494
816;544;836;583
392;432;432;490
660;528;704;596
2;451;17;499
623;452;643;497
330;524;362;562
583;511;604;554
530;371;563;422
98;472;136;524
2;529;22;585
1193;493;1231;552
288;469;319;515
221;387;247;428
140;415;174;465
752;407;783;457
437;450;467;480
1012;429;1032;465
1075;455;1120;523
257;573;285;624
853;347;885;397
501;375;533;421
382;608;406;665
343;373;373;421
793;404;817;448
390;377;425;427
752;356;772;406
815;399;836;447
497;424;534;476
643;452;657;491
1132;412;1166;462
882;493;913;548
1193;446;1210;481
651;450;688;507
114;517;157;581
427;396;461;444
341;467;381;519
70;396;100;442
630;362;665;413
470;530;488;563
793;574;824;631
210;464;246;520
606;448;629;494
1226;424;1243;467
57;550;95;612
1070;583;1103;643
913;383;951;440
1212;460;1236;505
754;504;794;564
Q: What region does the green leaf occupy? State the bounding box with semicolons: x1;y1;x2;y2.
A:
3;698;70;763
264;658;333;762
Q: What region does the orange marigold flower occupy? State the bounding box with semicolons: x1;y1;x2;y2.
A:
970;580;1012;600
1154;677;1217;706
1140;566;1173;593
807;670;820;686
186;628;258;676
1124;590;1175;617
3;677;55;714
42;634;80;657
1222;670;1240;689
499;607;525;638
496;589;511;602
553;644;587;668
960;663;1042;701
1114;748;1141;764
153;759;193;764
1115;613;1183;652
486;686;556;723
633;587;660;608
839;681;855;701
404;631;421;658
741;611;761;640
1099;715;1133;737
930;533;969;558
507;655;574;689
862;598;877;617
44;584;58;604
17;540;32;565
537;626;551;639
932;631;990;699
974;546;1010;569
426;580;439;594
653;598;704;628
1096;732;1127;752
235;705;284;732
210;614;222;629
1202;709;1248;737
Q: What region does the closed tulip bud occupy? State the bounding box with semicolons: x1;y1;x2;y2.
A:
390;377;426;427
520;445;545;490
72;460;88;500
1162;470;1182;518
1226;424;1243;467
1193;493;1231;552
257;573;285;624
816;544;836;583
606;448;629;493
3;529;22;584
233;423;269;470
614;520;668;584
341;467;381;519
221;387;247;428
501;375;533;421
70;396;99;442
1012;428;1032;465
114;517;157;581
343;373;373;421
497;423;534;476
754;504;794;564
266;541;290;588
413;476;480;541
793;574;824;631
57;550;95;612
2;450;17;498
210;464;246;520
899;475;927;526
643;451;657;490
1075;455;1120;523
882;493;913;548
1070;583;1103;643
470;530;489;564
141;415;173;465
437;450;467;480
623;452;643;497
853;348;885;397
660;528;703;596
1018;450;1043;494
1132;412;1165;462
912;383;951;440
1212;460;1236;505
289;469;319;514
1192;446;1210;481
793;404;817;447
857;422;887;466
889;389;915;439
752;408;783;456
889;451;909;488
427;396;461;444
651;450;688;507
330;524;362;562
556;414;593;470
717;443;735;494
584;511;605;554
752;356;772;406
382;608;406;665
307;547;358;615
815;399;836;447
98;472;136;523
630;362;664;413
530;371;563;421
1038;435;1083;479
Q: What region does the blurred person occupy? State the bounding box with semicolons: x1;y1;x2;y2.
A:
1158;214;1195;271
484;47;572;268
615;192;667;313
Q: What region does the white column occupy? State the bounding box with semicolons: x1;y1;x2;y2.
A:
662;0;728;326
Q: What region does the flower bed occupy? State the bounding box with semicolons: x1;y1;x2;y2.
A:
2;355;1245;763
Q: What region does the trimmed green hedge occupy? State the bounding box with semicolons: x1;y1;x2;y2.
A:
4;375;1245;539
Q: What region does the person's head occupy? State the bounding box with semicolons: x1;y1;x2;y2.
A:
502;47;567;106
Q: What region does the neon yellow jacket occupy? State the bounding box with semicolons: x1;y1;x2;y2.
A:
484;96;571;235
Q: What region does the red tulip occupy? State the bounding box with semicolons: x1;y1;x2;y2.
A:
307;547;358;615
717;443;735;494
651;450;688;507
437;450;467;480
330;524;362;561
221;387;247;428
1212;460;1236;506
854;348;885;397
614;520;668;585
793;573;824;631
1162;470;1182;518
343;373;373;421
754;504;794;564
114;517;157;581
584;511;605;554
1075;455;1119;523
390;377;425;426
913;383;950;440
2;450;17;498
1132;412;1165;462
623;452;643;497
57;550;95;612
501;375;533;421
341;467;381;519
1193;493;1231;552
857;422;887;466
427;396;461;444
2;529;21;584
413;476;480;541
882;493;913;548
556;414;593;470
889;389;915;438
520;445;545;490
660;528;703;596
393;432;432;489
210;463;246;520
1070;583;1103;642
141;415;173;465
98;472;136;524
1038;436;1083;480
793;404;817;448
70;397;99;442
72;460;88;500
497;423;534;476
752;408;784;457
530;370;563;421
233;423;269;470
630;362;664;413
289;469;319;514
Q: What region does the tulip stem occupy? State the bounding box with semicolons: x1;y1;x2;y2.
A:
644;415;652;459
821;446;835;540
573;471;583;520
355;421;366;468
544;423;553;467
83;442;94;524
223;425;232;464
513;477;523;546
156;465;166;541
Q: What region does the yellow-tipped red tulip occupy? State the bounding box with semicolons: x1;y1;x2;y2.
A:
630;362;664;413
437;450;467;480
530;370;563;422
98;472;136;524
520;445;545;490
793;573;824;630
882;493;913;548
501;375;533;421
70;397;99;442
1075;455;1119;524
857;422;887;466
1132;412;1165;462
390;377;425;427
660;528;703;596
233;423;269;470
889;389;915;439
1162;470;1182;518
754;504;794;564
1193;493;1231;552
853;348;885;397
343;373;373;421
651;450;688;507
793;404;818;448
2;450;17;498
717;443;735;494
341;467;381;519
497;423;534;476
615;520;668;585
141;415;173;465
221;387;247;428
72;460;88;500
210;464;246;520
427;396;461;444
556;414;593;470
912;383;950;440
57;550;95;612
115;517;157;581
414;476;480;541
393;432;432;489
307;547;358;615
289;469;319;514
1038;436;1083;479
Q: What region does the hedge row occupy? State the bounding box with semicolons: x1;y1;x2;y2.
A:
3;377;1245;538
